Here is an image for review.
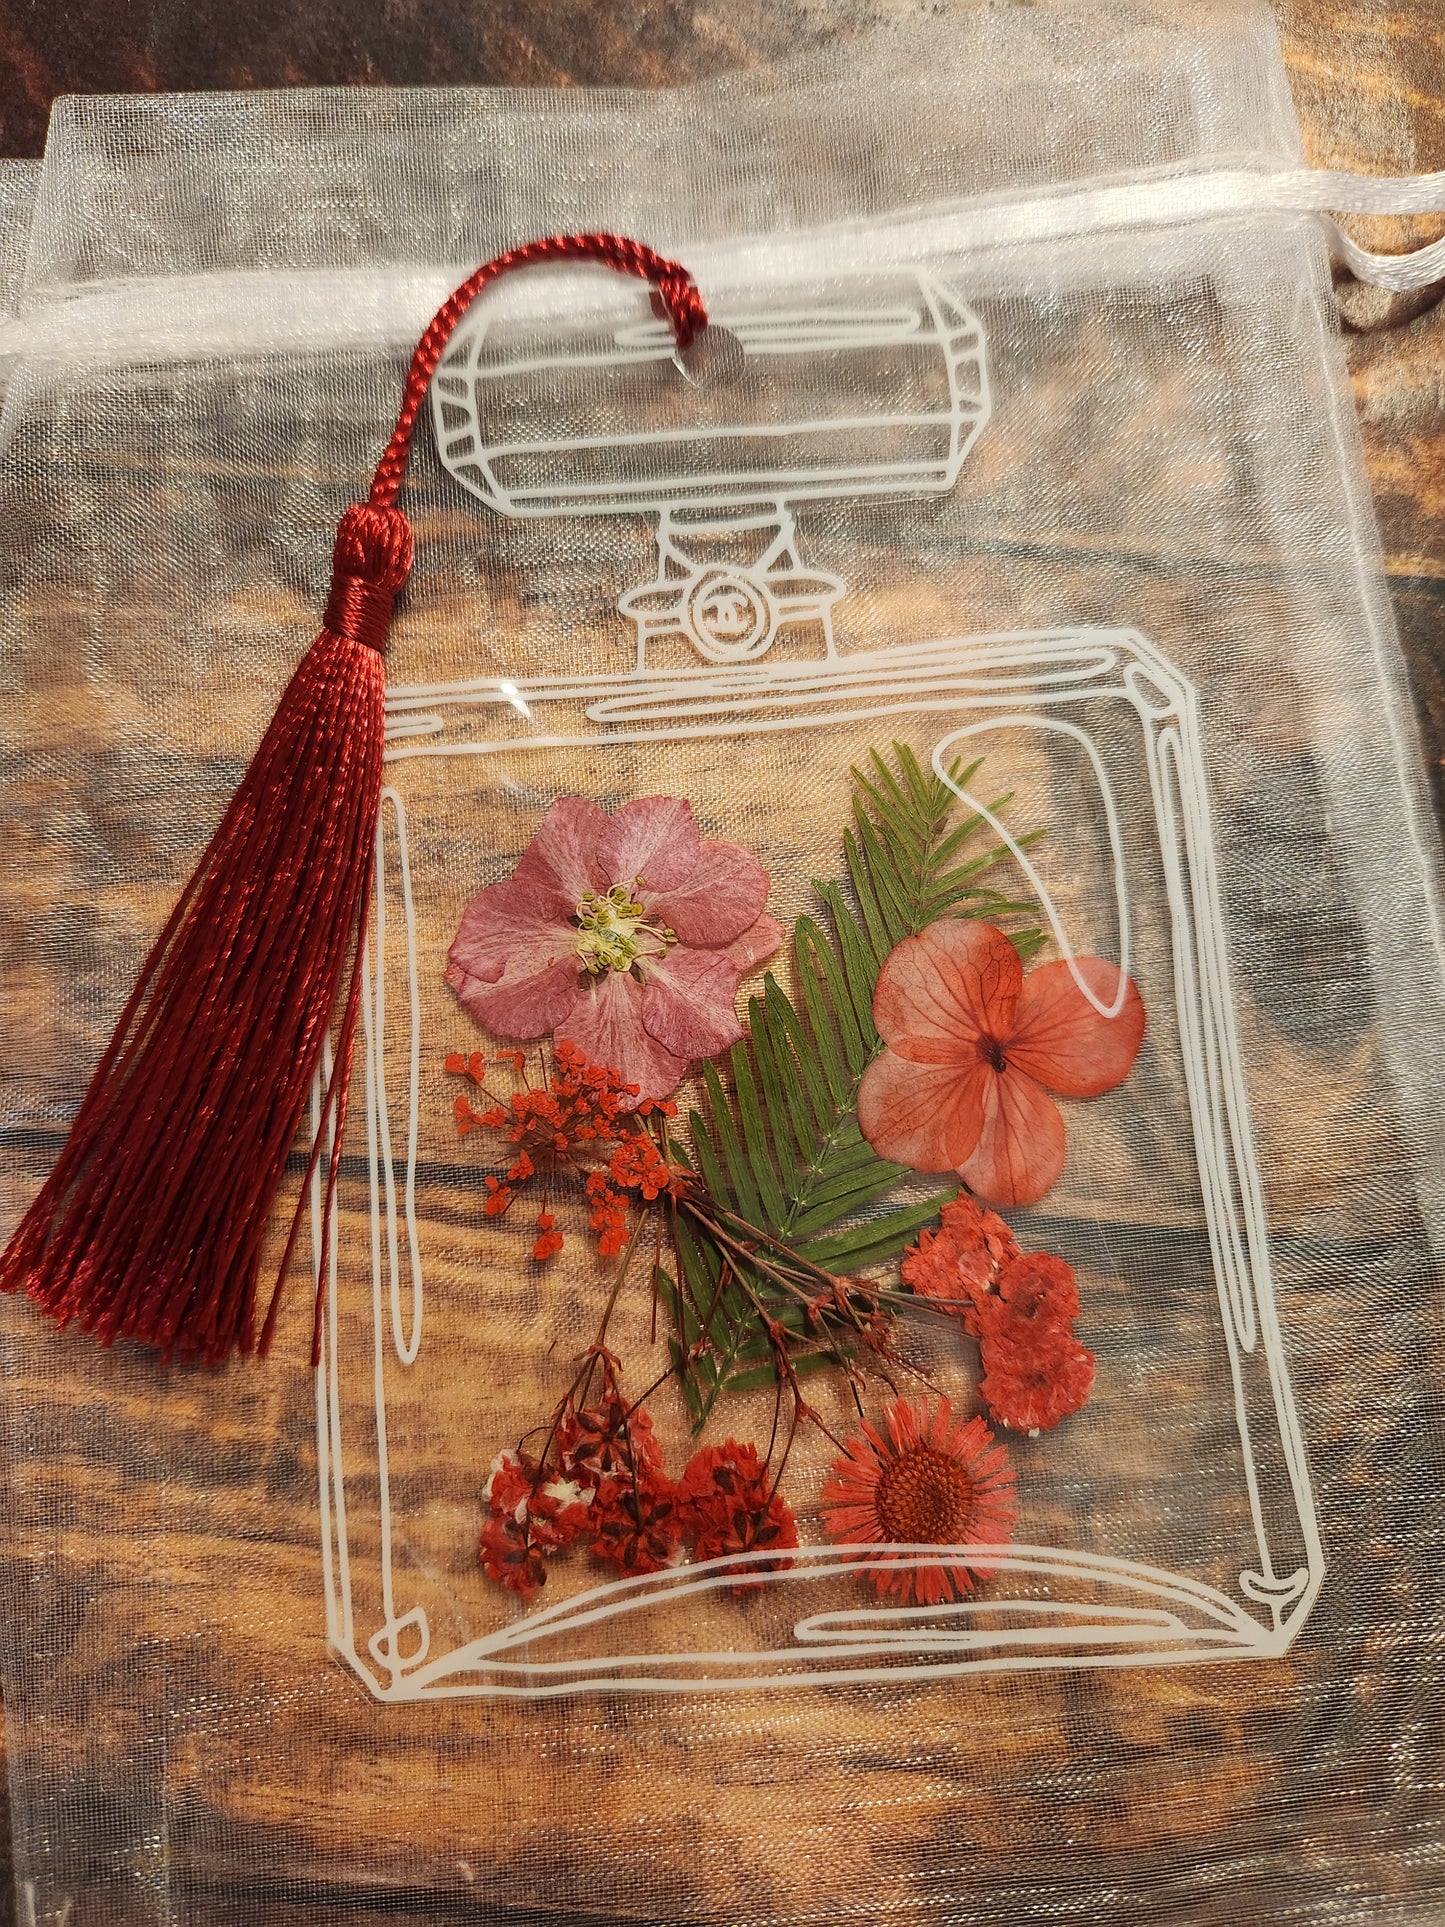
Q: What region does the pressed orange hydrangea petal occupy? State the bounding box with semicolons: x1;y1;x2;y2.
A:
872;919;1021;1064
857;1049;991;1172
1006;956;1146;1097
957;1065;1067;1208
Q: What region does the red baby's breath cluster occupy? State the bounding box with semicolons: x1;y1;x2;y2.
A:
446;1042;680;1262
480;1350;796;1600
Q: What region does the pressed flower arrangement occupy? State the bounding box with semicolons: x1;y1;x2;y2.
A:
445;746;1146;1607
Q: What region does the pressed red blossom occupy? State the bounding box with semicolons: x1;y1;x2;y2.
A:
575;1134;690;1256
858;920;1146;1208
677;1440;798;1589
988;1250;1080;1331
556;1373;664;1500
901;1193;1020;1329
978;1323;1095;1433
583;1177;631;1259
904;1207;1096;1432
590;1467;684;1577
478;1509;548;1597
973;1251;1093;1433
478;1448;594;1597
608;1133;685;1203
820;1395;1017;1606
532;1212;564;1262
447;795;783;1103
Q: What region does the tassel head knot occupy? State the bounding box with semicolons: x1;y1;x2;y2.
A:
325;502;413;653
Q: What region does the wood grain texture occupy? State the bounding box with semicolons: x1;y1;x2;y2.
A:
0;3;1442;1924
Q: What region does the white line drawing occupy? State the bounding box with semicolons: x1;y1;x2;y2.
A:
429;273;989;665
312;625;1324;1700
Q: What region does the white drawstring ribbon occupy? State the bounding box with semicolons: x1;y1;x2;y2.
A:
0;164;1440;373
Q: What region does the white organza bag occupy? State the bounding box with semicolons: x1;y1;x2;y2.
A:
3;4;1445;1922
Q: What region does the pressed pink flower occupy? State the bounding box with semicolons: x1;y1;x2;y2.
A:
447;795;782;1102
858;920;1145;1208
820;1395;1017;1606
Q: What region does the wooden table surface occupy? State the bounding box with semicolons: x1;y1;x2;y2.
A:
0;2;1439;1922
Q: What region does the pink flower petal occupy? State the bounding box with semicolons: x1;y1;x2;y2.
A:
447;877;574;989
644;840;770;947
1006;958;1146;1097
556;970;689;1104
720;912;784;976
957;1066;1066;1208
640;947;744;1061
873;919;1021;1065
447;877;581;1036
597;796;700;892
447;953;580;1039
513;796;608;917
857;1048;991;1172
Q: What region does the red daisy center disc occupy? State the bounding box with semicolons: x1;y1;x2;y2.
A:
875;1445;975;1545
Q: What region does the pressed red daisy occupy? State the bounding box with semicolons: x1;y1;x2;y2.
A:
677;1440;798;1590
820;1395;1017;1606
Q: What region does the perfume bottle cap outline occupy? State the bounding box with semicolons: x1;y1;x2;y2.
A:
431;269;989;665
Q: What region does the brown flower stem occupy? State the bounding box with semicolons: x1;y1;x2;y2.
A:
622;1361;678;1424
764;1367;784;1471
767;1401;801;1506
680;1201;874;1341
685;1212;833;1327
700;1198;882;1322
561;1201;651;1421
665;1191;739;1361
687;1257;735;1362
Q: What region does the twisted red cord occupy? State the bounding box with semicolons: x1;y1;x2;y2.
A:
1;233;704;1369
369;232;706;509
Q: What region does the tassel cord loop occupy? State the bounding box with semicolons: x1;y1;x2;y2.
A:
368;233;705;510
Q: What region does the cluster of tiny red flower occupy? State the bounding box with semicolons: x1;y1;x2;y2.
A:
480;1353;798;1600
901;1194;1095;1432
446;1043;682;1261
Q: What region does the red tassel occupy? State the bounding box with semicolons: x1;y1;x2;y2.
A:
0;504;410;1363
1;233;705;1366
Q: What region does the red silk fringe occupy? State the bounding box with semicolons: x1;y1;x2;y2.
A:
0;504;411;1364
